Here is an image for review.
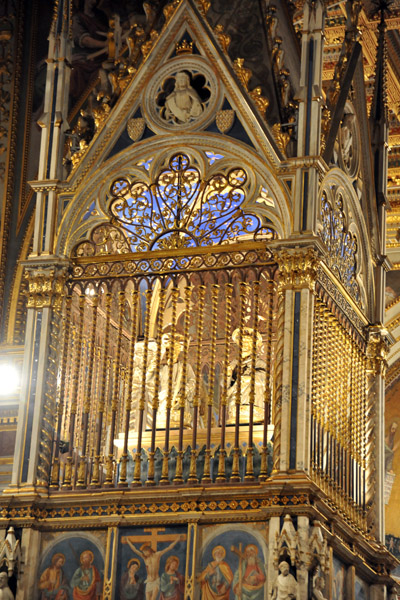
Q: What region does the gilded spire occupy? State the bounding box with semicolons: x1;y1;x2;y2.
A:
50;0;72;41
369;0;392;124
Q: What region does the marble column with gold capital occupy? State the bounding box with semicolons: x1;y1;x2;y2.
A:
8;262;69;493
271;245;320;475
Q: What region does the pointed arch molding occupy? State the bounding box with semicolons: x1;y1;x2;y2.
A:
56;137;292;257
317;168;373;316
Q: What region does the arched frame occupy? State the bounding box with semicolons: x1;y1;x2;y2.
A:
317;167;374;318
56;134;293;257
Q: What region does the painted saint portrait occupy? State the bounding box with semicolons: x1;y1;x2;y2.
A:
197;527;267;600
120;558;145;600
37;535;104;600
232;544;265;600
38;552;69;599
198;545;233;600
71;550;102;599
160;555;185;600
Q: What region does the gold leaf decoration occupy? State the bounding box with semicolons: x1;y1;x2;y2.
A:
233;58;252;90
141;30;159;58
196;0;211;15
127;118;146;142
249;87;269;117
216;109;235;134
272;123;290;156
163;0;181;22
214;24;231;53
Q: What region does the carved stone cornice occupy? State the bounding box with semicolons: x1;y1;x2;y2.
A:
23;261;70;310
273;247;321;291
28;179;60;194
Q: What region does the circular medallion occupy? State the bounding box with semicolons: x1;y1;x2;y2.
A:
142;56;220;133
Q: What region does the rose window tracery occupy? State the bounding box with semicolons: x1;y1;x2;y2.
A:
73;152;277;257
318;188;361;305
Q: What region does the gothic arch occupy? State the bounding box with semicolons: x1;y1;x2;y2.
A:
56;134;292;257
318;168;374;318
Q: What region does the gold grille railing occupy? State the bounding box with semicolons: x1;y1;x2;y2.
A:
49;245;277;490
311;297;367;528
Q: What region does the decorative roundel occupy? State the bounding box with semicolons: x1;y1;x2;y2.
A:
142;56;220;133
338;103;360;180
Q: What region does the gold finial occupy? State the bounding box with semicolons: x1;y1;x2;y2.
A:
175;40;193;55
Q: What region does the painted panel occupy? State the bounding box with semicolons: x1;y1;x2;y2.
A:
332;556;346;600
117;525;188;600
196;523;268;600
37;533;104;600
355;575;369;600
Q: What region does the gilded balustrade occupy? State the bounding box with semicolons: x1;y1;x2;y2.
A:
311;297;368;530
49;244;277;491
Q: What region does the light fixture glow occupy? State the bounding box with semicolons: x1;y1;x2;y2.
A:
0;363;20;396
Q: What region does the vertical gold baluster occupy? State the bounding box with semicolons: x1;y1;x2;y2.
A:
119;288;139;487
231;281;247;482
104;290;126;487
188;283;206;484
245;280;260;481
50;293;72;489
216;282;233;482
146;286;165;486
202;283;219;483
174;284;192;484
260;278;274;481
90;291;112;487
160;286;180;485
63;292;85;489
77;291;99;488
132;287;153;487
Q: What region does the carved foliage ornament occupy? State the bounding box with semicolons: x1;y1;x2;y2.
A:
24;266;68;309
318;190;361;305
74;153;277;256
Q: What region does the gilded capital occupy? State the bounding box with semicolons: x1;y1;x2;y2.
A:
274;247;320;290
366;329;390;377
24;265;69;310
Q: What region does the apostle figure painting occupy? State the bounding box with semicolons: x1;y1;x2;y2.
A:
117;526;188;600
37;535;104;600
197;528;267;600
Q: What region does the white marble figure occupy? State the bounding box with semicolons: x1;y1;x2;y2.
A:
157;333;195;428
164;72;203;123
0;573;13;600
129;340;157;431
312;576;328;600
340;112;355;171
271;561;299;600
226;327;266;424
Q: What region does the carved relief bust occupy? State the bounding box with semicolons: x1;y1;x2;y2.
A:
163;71;204;123
157;70;209;125
143;57;218;133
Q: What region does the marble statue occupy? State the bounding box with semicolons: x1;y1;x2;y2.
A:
226;328;266;424
270;561;299;600
312;576;328;600
0;573;13;600
157;333;195;428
